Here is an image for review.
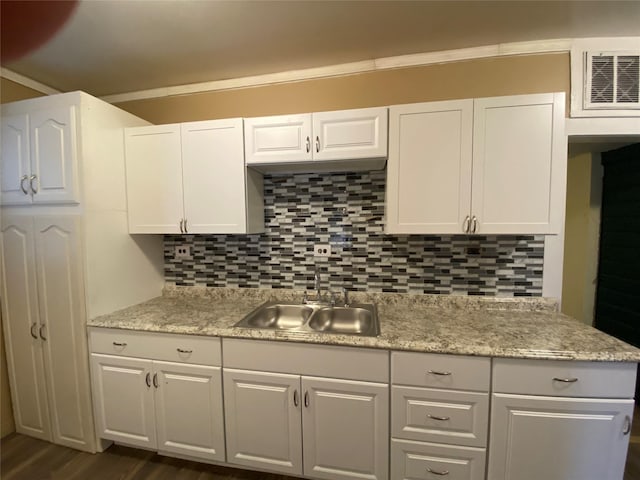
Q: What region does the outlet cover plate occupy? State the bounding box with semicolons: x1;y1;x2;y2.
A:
314;244;332;257
175;245;191;259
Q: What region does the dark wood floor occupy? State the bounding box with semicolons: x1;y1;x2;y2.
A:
1;426;639;480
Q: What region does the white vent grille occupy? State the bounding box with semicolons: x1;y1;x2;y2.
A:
585;51;640;109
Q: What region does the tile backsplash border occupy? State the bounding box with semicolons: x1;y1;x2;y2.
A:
165;171;544;297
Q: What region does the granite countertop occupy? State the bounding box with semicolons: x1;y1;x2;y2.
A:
87;286;640;362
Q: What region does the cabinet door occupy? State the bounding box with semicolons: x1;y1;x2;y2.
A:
181;119;247;233
244;114;312;164
124;124;184;233
313;107;388;161
471;93;565;234
0;216;51;441
223;369;302;475
154;361;225;462
302;376;389;480
488;393;634;480
1;114;32;205
90;354;156;449
29;106;79;204
34;217;95;451
386;100;473;234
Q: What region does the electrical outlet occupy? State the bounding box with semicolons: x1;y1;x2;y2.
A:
175;245;191;259
314;244;332;257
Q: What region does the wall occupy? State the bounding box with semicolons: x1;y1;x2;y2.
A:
114;53;570;123
0;77;45;437
561;152;603;324
166;171;545;296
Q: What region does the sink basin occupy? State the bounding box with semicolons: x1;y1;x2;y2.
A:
307;307;378;336
234;301;379;337
236;303;313;330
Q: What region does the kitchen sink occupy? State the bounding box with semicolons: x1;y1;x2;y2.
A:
234;301;379;337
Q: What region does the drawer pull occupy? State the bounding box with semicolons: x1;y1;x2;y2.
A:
426;467;449;476
153;373;158;388
553;377;578;383
428;370;452;376
293;389;299;407
177;348;193;354
145;373;151;388
427;414;450;421
112;342;127;347
623;415;632;435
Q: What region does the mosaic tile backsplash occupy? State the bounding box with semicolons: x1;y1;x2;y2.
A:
165;171;544;296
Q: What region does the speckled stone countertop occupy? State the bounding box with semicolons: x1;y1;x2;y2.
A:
87;286;640;362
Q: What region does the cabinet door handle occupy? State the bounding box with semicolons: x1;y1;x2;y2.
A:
428;370;451;376
179;219;184;233
463;215;471;233
20;175;29;195
306;136;310;153
112;342;127;347
176;348;192;354
315;135;320;153
623;415;632;435
30;323;38;339
39;324;47;341
471;215;478;233
293;389;299;407
153;373;158;388
304;391;310;408
183;218;188;233
29;175;38;194
145;372;151;388
427;414;450;421
426;467;449;476
553;377;578;383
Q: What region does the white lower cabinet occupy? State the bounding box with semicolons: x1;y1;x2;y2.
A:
488;358;637;480
223;339;390;480
89;330;225;463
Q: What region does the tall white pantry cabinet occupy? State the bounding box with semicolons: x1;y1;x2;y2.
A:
0;92;164;452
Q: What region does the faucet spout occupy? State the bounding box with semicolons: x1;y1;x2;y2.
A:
314;268;322;301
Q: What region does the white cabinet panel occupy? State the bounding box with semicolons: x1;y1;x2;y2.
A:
0;216;51;441
90;354;156;449
391;438;486;480
302;376;389;480
224;369;302;475
181;119;248;233
386;100;473;234
472;93;564;234
34;217;93;450
488;393;634;480
1;114;31;205
244;114;312;164
313;107;388;161
154;361;225;462
125;124;184;233
29;106;79;204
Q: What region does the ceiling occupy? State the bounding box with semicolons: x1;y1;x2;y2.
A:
2;0;640;97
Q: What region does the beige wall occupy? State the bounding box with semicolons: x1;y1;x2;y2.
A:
115;53;570;124
561;152;603;325
0;77;45;437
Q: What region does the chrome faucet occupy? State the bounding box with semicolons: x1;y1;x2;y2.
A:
314;267;322;301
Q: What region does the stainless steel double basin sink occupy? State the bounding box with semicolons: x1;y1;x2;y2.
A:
234;301;380;337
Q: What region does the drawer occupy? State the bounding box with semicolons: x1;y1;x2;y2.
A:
391;438;486;480
493;358;637;398
392;352;490;392
88;328;221;366
392;386;489;447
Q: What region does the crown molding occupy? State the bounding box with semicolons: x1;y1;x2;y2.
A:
1;67;61;95
102;38;572;104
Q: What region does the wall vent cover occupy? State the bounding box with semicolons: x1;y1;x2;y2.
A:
585;51;640;110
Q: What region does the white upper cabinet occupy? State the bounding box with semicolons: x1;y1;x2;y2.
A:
386;93;565;235
244;114;313;164
244;107;388;170
386;100;473;234
125;119;264;234
125;124;185;234
1;106;79;205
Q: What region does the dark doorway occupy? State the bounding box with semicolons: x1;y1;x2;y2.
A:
594;143;640;397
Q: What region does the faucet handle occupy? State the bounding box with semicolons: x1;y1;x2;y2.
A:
342;287;350;307
329;291;336;307
302;291;309;304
